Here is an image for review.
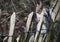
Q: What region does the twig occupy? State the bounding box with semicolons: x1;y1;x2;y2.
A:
10;0;17;11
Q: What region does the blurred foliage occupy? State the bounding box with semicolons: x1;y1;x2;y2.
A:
0;0;34;12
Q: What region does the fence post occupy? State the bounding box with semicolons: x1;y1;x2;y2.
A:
45;0;60;42
23;12;34;42
8;12;16;42
0;9;1;17
34;11;44;42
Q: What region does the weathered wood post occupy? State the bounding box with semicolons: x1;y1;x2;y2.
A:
34;11;44;42
0;9;1;32
45;0;60;42
23;12;34;42
0;9;1;17
8;12;16;42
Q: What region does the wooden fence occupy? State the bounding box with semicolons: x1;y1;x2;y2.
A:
7;11;44;42
1;11;43;42
0;0;60;42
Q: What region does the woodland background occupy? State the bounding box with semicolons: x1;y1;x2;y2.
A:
0;0;60;42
